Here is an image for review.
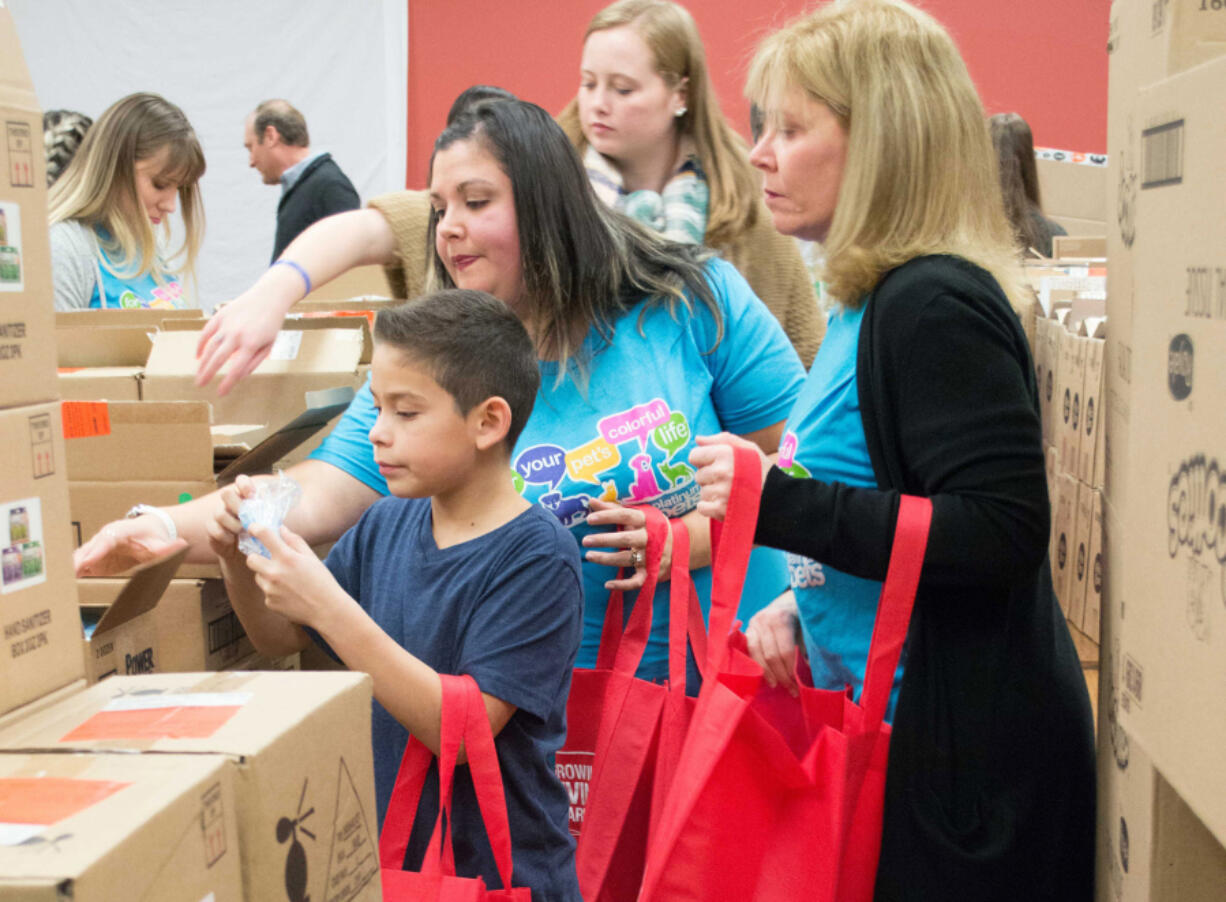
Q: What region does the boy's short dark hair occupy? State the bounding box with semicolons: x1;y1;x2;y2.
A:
374;289;540;450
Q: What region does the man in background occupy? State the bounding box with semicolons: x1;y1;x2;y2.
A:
244;99;360;262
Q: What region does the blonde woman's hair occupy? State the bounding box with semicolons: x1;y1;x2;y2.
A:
48;93;206;295
557;0;759;247
746;0;1028;313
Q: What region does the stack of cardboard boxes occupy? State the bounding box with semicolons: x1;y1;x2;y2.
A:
1031;264;1107;655
0;671;382;901
1100;1;1226;898
0;2;88;725
0;13;383;897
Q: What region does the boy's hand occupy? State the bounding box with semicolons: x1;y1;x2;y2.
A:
244;522;349;631
206;474;256;562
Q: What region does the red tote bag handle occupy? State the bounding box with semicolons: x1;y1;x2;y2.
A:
378;675;519;891
378;675;471;875
858;495;931;735
448;675;518;892
666;519;708;690
594;506;671;675
705;445;932;727
706;445;763;673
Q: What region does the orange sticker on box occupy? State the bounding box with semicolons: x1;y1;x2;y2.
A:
59;692;251;743
62;706;242;742
61;401;111;439
302;308;376;331
0;777;129;825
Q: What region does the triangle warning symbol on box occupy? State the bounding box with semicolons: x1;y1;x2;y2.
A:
324;756;378;902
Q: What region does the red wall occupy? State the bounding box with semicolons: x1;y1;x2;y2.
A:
406;0;1108;187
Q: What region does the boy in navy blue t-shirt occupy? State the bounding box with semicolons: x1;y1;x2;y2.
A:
210;290;583;901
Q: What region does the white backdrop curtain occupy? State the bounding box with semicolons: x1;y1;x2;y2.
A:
8;0;408;309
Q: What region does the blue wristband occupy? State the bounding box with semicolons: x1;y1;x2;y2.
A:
272;259;312;297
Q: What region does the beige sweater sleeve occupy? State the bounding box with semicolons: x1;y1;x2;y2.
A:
368;189;433;299
712;202;825;369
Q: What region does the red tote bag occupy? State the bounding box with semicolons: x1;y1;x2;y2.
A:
638;446;932;902
379;674;531;901
559;507;668;902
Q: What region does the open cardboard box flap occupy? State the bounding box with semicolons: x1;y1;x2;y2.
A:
159;314;373;364
57;324;156;369
215;385;355;485
55;309;204;328
65;387;354;484
90;545;187;636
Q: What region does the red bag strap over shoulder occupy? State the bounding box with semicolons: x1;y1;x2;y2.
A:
859;496;932;734
594;506;671;675
706;445;763;673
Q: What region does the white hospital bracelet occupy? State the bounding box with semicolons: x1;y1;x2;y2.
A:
125;504;179;541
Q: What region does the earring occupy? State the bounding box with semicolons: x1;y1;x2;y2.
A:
675;106;687;117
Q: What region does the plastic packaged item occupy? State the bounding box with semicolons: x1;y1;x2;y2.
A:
237;471;303;559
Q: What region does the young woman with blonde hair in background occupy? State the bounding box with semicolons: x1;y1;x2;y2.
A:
49;92;205;310
557;0;825;366
691;1;1095;897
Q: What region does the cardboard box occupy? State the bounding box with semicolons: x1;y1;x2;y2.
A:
0;403;85;716
1049;473;1079;616
1110;54;1226;846
143;323;366;441
1056;325;1087;476
65;392;354;551
1067;481;1096;631
77;547;254;681
300;264;392;302
1096;722;1155;902
0;9;57;410
56;322;158;402
0;671;381;901
1036;316;1064;446
65;401;214;483
1096;556;1153;902
69;478;216;550
1083;490;1104;643
80;579;252;680
1036;158;1106;227
1052;235;1108;261
0;751;243;900
1079;335;1107;487
1105;0;1226;457
55;309;204;329
1149;771;1226;900
225;648;302;671
1050;215;1106;238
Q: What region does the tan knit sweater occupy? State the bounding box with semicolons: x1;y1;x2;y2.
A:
368;189;433;301
368;189;824;368
709;201;824;368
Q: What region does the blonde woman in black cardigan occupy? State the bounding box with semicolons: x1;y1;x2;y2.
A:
691;2;1094;899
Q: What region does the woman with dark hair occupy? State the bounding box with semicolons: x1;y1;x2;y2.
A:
989;112;1067;257
79;98;804;686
